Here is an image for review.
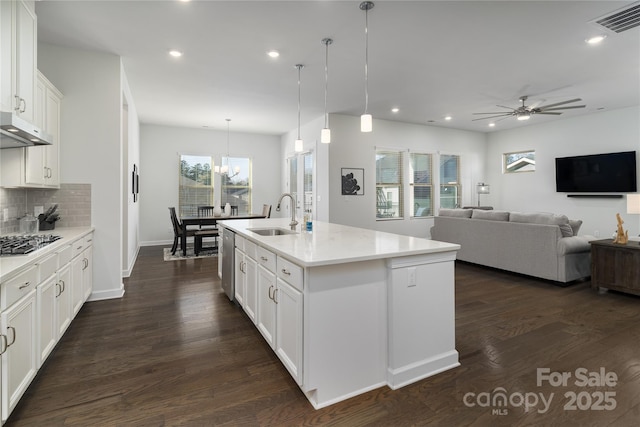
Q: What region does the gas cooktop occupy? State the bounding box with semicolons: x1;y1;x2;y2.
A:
0;234;61;256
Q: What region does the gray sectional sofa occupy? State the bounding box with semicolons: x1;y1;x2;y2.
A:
430;209;593;283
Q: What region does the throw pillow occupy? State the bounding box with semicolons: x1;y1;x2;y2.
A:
439;208;472;218
569;219;583;236
471;210;510;221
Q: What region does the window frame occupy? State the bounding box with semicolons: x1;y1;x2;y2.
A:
178;154;215;217
220;156;252;215
439;154;461;209
375;148;404;220
409;151;433;218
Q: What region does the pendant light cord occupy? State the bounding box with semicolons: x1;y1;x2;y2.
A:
324;40;330;128
364;7;369;115
296;64;303;140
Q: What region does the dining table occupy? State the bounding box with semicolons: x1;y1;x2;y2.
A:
179;213;266;256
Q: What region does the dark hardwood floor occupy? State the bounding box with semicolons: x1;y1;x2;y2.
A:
6;246;640;426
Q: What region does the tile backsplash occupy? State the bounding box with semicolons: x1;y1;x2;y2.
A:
0;184;91;234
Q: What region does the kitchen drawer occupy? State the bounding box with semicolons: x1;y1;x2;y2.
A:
277;257;303;291
235;235;245;252
84;233;94;246
71;237;87;258
1;265;38;310
57;244;72;266
257;246;276;273
38;253;58;281
245;240;257;259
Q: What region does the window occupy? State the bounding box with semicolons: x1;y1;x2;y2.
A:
179;154;214;217
220;156;251;215
376;149;403;219
410;153;433;217
504;150;535;173
440;154;461;209
303;152;313;216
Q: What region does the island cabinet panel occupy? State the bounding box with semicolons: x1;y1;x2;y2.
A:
256;265;276;348
386;253;459;388
302;260;388;409
275;277;303;385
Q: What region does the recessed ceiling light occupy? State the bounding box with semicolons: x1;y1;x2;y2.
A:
267;50;280;58
488;123;495;127
444;115;452;121
391;107;399;113
169;50;183;58
586;35;607;44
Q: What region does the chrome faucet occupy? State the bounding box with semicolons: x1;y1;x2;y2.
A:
276;193;298;228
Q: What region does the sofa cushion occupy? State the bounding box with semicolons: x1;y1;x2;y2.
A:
510;212;573;237
471;209;509;221
439;208;472;218
569;219;583;236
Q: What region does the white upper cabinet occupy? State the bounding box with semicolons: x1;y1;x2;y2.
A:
0;0;37;122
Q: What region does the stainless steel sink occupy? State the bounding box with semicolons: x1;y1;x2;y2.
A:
247;227;297;236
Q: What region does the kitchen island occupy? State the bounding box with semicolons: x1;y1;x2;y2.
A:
218;218;460;409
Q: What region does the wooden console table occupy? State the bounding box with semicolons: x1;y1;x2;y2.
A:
590;239;640;296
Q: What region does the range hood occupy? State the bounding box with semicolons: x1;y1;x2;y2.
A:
0;111;52;149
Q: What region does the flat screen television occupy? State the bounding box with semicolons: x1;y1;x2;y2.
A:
555;151;637;193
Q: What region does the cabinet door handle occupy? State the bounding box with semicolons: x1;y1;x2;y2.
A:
60;279;65;293
7;326;16;347
55;282;61;297
273;288;279;304
20;97;26;113
260;256;268;262
19;281;31;290
268;285;274;300
281;268;291;276
0;335;7;355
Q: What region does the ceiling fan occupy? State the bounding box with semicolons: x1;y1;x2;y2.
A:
472;96;586;122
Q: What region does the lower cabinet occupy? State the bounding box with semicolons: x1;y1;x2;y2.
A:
256;265;276;348
0;231;92;424
1;289;37;423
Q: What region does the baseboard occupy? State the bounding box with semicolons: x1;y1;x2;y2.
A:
387;350;460;389
141;239;173;247
122;245;141;278
88;282;125;301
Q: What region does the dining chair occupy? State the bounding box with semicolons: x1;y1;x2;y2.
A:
262;204;272;218
169;207;197;255
197;206;214;216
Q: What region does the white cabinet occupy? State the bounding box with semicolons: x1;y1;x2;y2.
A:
36;272;56;367
24;72;62;187
257;265;276;348
0;0;37;122
1;289;37;423
56;263;72;337
71;234;93;317
234;238;258;324
275;257;303;385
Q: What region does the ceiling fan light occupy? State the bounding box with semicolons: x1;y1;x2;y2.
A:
361;114;372;132
321;128;331;144
517;112;531;121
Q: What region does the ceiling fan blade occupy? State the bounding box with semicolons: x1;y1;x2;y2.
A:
496;105;517;111
536;98;582;109
539;105;586;111
472;114;512;121
535;112;563;115
473;112;514;115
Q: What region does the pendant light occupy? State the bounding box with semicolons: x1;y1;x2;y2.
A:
294;64;304;152
321;38;333;144
360;1;374;133
220;118;231;174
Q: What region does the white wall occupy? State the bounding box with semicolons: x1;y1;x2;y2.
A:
139;124;282;245
122;67;140;277
38;43;125;300
485;106;640;237
327;114;487;238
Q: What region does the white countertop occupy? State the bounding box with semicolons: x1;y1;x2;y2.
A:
0;227;94;282
218;218;459;267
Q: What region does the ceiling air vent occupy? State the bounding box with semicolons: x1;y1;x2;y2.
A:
591;1;640;33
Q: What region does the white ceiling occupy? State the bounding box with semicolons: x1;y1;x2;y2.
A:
35;0;640;135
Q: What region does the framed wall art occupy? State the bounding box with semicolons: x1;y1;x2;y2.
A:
341;168;364;195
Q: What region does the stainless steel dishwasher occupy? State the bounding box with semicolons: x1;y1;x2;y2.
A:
221;227;235;301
